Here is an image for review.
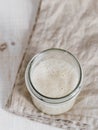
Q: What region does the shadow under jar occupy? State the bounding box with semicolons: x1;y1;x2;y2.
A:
25;48;82;115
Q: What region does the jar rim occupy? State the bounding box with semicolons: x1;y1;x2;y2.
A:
25;48;83;104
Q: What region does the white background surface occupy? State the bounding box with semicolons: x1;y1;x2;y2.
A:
0;0;62;129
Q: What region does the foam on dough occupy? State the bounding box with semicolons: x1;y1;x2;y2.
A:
30;58;79;98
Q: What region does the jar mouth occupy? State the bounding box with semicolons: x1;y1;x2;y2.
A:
25;48;83;104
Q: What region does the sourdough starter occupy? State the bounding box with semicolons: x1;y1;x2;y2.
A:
30;58;79;98
25;49;82;115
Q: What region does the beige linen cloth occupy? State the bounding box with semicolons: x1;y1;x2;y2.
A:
6;0;98;129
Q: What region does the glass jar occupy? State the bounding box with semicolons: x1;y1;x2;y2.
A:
25;48;82;115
